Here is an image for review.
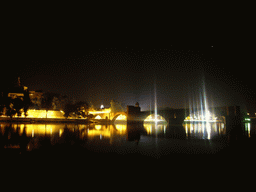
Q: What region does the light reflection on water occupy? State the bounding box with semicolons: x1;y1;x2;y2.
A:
0;122;255;154
183;122;226;140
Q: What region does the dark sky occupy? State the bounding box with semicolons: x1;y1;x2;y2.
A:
2;7;255;112
4;44;255;112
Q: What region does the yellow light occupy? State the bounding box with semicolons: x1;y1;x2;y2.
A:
25;124;65;135
95;125;101;130
59;129;63;137
116;114;127;120
13;109;65;118
87;129;111;138
115;124;126;132
144;114;167;123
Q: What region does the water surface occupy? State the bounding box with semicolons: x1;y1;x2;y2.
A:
0;122;255;157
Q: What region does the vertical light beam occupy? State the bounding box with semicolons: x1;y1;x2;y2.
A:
154;79;157;122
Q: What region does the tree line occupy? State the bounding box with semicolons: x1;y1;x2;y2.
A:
0;90;91;118
0;90;30;118
0;88;125;119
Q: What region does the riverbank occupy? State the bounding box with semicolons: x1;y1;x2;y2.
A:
0;117;124;124
0;117;92;124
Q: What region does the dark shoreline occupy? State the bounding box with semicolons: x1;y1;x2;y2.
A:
0;117;94;124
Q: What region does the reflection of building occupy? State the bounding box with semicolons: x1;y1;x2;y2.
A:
0;124;127;151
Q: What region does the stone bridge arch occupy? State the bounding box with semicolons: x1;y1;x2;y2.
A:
139;109;186;124
111;112;128;122
143;113;168;122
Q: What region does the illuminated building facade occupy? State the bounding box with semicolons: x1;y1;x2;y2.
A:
13;109;65;118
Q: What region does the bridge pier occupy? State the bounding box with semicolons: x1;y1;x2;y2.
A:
127;104;144;124
225;106;243;141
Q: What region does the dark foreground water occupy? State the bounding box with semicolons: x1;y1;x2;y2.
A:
1;121;255;159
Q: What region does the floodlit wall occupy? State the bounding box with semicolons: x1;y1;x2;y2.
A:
14;109;65;118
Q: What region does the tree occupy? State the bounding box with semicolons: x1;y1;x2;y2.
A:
6;100;16;118
52;94;68;111
63;101;89;119
110;100;124;113
75;101;88;118
23;90;31;117
3;89;31;118
63;103;76;118
13;98;23;117
88;102;95;111
41;92;55;118
0;92;6;116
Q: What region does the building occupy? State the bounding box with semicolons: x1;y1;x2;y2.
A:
6;77;28;100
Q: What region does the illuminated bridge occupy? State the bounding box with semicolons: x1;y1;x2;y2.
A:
89;102;242;125
128;104;241;123
88;107;128;123
126;103;243;136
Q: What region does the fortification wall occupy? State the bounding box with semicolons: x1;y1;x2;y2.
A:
14;109;65;118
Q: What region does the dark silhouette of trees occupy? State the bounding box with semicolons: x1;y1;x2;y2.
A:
75;101;88;118
5;99;16;118
63;103;76;118
41;92;54;118
13;98;23;117
63;101;89;119
110;100;124;113
41;92;68;118
0;89;31;118
0;92;7;116
23;90;31;117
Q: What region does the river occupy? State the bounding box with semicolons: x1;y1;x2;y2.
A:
0;121;255;158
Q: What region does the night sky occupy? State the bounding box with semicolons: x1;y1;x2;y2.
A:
4;44;255;112
3;9;255;112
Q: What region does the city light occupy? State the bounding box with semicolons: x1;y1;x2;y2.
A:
88;108;111;114
185;79;220;123
12;109;65;118
144;114;167;123
115;114;127;120
184;110;219;122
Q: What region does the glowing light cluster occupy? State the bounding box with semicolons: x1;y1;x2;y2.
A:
88;108;111;114
184;110;218;122
13;109;65;118
95;115;102;119
184;122;225;140
115;114;127;120
144;114;167;123
185;79;220;123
